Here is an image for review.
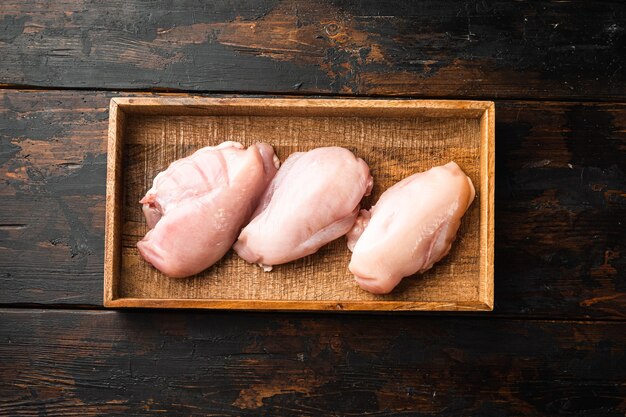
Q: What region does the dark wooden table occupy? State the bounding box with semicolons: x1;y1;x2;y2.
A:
1;1;625;416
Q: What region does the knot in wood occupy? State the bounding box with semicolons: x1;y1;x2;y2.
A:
324;23;340;36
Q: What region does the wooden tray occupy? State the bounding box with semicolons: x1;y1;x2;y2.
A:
104;98;494;311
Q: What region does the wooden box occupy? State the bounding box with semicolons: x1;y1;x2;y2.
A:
104;98;494;311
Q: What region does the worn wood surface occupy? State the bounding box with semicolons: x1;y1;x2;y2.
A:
106;98;493;311
1;1;626;414
1;309;625;416
1;0;625;99
1;91;624;319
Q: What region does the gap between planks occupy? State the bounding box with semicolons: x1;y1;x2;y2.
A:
1;305;625;324
1;84;625;104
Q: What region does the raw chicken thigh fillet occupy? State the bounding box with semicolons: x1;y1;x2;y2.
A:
137;141;279;278
234;146;373;269
347;162;475;294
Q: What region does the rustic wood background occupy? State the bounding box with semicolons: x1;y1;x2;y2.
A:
1;1;625;415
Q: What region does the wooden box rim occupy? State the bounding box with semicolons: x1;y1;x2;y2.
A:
104;97;495;312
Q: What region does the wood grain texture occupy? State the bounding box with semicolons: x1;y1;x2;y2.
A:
105;98;494;311
0;91;624;319
104;99;124;304
0;0;624;99
1;2;624;415
1;309;625;416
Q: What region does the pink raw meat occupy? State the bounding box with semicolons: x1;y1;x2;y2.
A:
234;146;373;270
137;141;279;278
347;162;475;294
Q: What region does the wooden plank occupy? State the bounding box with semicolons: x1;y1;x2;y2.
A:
104;97;494;311
494;101;626;319
0;91;110;305
0;91;624;319
104;298;492;312
0;1;624;100
104;98;124;304
0;309;625;416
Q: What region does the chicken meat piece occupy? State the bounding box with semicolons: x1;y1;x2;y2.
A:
347;162;475;294
234;147;373;270
137;141;279;278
